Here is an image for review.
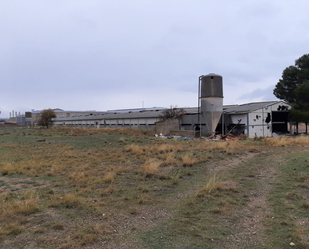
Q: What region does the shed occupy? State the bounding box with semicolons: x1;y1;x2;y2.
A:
221;101;290;138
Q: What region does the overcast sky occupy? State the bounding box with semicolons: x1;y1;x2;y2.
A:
1;0;309;118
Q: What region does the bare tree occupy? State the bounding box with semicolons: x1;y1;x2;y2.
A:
160;106;186;121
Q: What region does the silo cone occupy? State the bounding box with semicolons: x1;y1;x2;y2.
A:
201;97;223;136
200;74;223;136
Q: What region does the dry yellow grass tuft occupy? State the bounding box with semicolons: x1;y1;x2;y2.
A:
0;162;15;176
87;223;114;235
69;172;86;182
61;193;81;208
181;154;198;167
140;159;161;177
103;171;116;183
198;174;222;196
118;137;126;142
0;192;40;217
205;141;227;151
14;198;40;216
157;144;182;153
266;136;309;147
138;193;151;204
163;152;179;166
0;223;24;236
100;186;114;197
125;144;146;155
201;140;246;153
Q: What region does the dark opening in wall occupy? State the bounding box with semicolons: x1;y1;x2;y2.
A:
226;124;246;136
272;111;289;133
265;113;271;123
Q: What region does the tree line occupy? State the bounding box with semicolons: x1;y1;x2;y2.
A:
274;54;309;133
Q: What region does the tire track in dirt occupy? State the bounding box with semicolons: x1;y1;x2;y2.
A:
86;151;282;249
101;152;260;249
222;150;288;248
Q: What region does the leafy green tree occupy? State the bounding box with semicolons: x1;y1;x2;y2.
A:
274;54;309;132
38;109;56;128
274;54;309;106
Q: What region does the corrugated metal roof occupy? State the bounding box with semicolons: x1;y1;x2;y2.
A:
53;110;165;121
106;107;166;113
223;101;284;114
51;101;288;122
53;107;199;121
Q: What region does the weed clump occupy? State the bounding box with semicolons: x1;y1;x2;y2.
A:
140;159;161;177
125;144;146;155
198;174;240;197
0;192;40;216
162;153;178;166
181;154;197;167
52;222;64;230
103;171;116;183
0;223;24;236
198;174;222;196
266;136;309;147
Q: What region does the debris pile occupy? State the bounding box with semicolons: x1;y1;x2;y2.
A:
220;134;240;141
155;133;247;141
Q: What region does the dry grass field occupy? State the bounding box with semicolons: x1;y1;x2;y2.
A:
1;126;309;248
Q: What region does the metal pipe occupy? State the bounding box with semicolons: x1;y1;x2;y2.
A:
198;75;203;138
198;76;200;137
262;108;264;137
222;113;224;135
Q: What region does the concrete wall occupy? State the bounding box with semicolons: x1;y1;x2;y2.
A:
155;119;180;136
53;118;158;130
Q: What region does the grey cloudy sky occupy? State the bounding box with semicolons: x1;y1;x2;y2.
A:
1;0;309;118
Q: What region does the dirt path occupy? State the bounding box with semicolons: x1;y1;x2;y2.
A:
221;150;288;248
102;151;270;249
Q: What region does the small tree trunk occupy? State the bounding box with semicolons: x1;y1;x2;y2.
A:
296;122;299;134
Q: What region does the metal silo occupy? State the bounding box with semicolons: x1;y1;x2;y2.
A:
198;73;223;136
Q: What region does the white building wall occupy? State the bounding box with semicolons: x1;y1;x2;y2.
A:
228;102;290;138
139;118;146;124
147;118;157;124
124;119;130;125
131;119;138;125
230;114;247;124
248;110;272;138
110;119;117;125
247;102;289;138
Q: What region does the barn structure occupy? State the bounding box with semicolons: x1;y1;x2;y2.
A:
49;100;290;138
220;101;290;137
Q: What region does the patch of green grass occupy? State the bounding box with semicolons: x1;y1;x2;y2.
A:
266;151;309;248
141;154;270;249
